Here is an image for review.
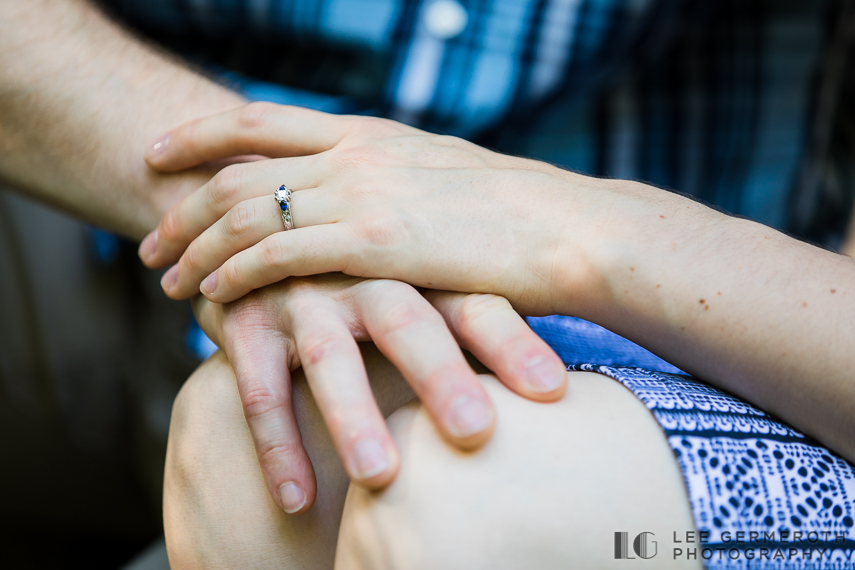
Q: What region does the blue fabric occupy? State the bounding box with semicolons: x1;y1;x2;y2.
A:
526;315;682;374
102;0;838;240
534;315;855;568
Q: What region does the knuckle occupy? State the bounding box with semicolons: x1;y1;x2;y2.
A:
347;180;382;203
331;145;386;171
285;277;326;300
343;115;375;135
172;120;199;154
353;214;403;248
241;386;285;420
496;331;537;360
221;258;243;289
457;294;512;331
258;442;303;469
238;101;275;131
225;297;280;334
180;243;203;273
347;116;401;137
159;207;184;243
208;164;243;206
380;300;437;336
299;330;350;366
259;236;287;268
225;201;257;237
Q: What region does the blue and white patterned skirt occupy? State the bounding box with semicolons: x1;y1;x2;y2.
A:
528;315;855;569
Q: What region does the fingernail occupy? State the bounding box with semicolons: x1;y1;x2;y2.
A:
351;438;389;480
138;230;158;262
278;481;307;514
148;134;169;158
161;265;178;291
524;355;564;392
200;271;217;295
448;396;492;438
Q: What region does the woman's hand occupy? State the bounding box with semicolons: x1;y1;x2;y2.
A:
191;273;567;513
140;103;610;315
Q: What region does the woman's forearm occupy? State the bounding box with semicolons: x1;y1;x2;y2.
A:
0;0;246;238
556;175;855;461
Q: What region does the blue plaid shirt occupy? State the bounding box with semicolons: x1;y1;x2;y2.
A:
103;0;849;245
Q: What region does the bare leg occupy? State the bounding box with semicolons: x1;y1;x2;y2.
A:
336;373;700;569
163;347;415;569
165;351;699;569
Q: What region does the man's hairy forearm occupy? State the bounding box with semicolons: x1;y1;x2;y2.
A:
0;0;246;238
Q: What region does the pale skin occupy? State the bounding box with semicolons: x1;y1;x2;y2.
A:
0;0;567;513
189;275;566;512
144;103;855;466
166;348;700;569
0;0;243;237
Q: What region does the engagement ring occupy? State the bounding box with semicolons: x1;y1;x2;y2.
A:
275;185;294;231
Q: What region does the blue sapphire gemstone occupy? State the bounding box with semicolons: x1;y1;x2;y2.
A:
280;202;288;211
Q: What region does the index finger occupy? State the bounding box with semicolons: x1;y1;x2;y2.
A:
145;102;349;171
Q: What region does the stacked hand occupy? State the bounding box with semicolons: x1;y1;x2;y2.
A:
140;103;570;513
140;103;625;314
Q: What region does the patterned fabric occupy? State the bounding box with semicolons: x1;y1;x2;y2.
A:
528;315;855;569
99;0;852;244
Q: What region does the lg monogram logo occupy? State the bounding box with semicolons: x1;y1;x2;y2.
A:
614;532;658;560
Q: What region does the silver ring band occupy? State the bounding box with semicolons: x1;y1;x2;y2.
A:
274;185;294;231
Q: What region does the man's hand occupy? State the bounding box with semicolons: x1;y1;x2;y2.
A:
193;274;567;513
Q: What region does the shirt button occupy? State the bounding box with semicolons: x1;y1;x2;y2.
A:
423;0;468;40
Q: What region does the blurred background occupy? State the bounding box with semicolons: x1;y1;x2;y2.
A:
3;0;855;566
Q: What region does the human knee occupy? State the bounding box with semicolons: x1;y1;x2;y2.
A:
164;352;348;570
166;352;240;497
335;372;699;570
169;351;238;447
164;352;258;569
